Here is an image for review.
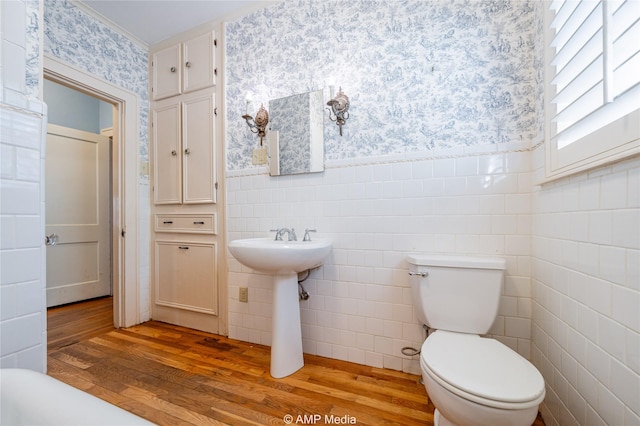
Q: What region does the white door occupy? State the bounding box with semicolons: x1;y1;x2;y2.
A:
45;124;111;307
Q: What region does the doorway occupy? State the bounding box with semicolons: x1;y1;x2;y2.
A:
44;79;113;308
44;54;141;328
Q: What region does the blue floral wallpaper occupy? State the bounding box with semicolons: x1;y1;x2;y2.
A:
42;0;149;163
226;0;539;171
25;0;40;98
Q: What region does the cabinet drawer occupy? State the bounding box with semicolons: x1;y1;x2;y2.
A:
155;214;216;234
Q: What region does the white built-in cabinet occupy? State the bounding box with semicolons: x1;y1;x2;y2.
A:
155;241;217;315
150;28;224;335
151;31;216;101
152;92;216;205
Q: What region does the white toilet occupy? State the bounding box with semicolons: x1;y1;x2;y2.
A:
407;254;545;426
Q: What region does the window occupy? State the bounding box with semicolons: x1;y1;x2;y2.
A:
545;0;640;179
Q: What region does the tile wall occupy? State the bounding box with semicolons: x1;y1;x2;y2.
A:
532;152;640;426
0;0;47;372
228;142;535;373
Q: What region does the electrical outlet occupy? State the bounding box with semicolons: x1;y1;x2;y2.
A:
252;147;267;165
239;287;248;303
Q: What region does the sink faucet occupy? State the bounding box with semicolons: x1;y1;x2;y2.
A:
271;228;297;241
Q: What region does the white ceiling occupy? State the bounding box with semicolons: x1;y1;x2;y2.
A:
78;0;269;46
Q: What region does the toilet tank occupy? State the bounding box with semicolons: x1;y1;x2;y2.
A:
407;254;506;334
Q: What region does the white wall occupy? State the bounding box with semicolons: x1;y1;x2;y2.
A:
225;0;539;372
531;152;640;426
43;78;109;134
228;142;534;373
0;0;47;372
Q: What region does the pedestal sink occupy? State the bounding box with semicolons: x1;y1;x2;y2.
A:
228;237;332;378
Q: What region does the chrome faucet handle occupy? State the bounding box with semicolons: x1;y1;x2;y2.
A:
303;229;316;241
270;229;282;241
276;228;288;240
274;227;296;241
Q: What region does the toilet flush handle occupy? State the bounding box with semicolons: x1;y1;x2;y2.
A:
408;271;428;277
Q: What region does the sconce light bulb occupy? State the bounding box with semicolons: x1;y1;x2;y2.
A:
245;92;253;115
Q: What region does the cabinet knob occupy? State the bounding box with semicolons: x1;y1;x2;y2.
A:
184;148;191;155
185;61;191;68
170;66;176;73
171;150;177;156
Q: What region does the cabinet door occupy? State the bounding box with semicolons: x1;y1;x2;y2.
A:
152;44;181;100
155;241;217;314
153;100;182;204
182;93;216;204
182;31;216;93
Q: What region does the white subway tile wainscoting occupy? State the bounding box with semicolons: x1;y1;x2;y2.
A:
1;0;47;372
227;146;537;375
0;102;48;372
532;154;640;426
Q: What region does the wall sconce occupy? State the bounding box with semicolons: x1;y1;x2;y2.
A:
327;86;350;136
242;102;269;146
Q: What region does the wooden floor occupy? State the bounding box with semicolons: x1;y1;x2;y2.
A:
47;298;545;426
47;296;116;352
47;297;432;425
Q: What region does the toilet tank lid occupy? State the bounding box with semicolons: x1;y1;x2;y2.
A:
407;254;506;270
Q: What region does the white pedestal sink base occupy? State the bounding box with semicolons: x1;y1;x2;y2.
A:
270;273;304;378
227;237;332;379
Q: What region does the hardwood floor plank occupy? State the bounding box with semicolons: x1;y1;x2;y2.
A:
48;357;188;425
284;377;430;423
47;296;115;352
47;297;545;426
300;364;427;404
62;337;304;424
120;385;231;426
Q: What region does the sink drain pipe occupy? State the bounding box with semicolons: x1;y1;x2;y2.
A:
298;270;310;300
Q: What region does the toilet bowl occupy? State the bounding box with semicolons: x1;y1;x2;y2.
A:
420;330;545;426
407;254;545;426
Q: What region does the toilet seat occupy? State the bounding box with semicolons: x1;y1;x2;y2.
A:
420;330;545;410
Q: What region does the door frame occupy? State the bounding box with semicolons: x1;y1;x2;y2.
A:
44;54;141;328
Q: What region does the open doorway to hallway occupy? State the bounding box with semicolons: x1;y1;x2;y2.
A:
44;54;141;330
43;78;115;308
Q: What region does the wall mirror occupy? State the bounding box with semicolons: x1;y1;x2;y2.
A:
268;90;324;176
